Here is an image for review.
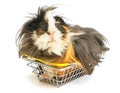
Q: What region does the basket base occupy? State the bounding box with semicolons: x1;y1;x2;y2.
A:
27;62;86;87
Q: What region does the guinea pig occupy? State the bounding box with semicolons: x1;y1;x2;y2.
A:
16;6;109;75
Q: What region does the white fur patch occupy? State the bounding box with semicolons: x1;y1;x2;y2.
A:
32;10;67;56
45;11;60;34
32;31;67;56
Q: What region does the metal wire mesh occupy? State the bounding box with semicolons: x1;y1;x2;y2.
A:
25;57;86;87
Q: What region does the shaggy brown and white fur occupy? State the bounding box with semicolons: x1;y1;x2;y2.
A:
16;6;109;74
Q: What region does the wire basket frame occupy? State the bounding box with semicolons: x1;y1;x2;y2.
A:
24;57;87;87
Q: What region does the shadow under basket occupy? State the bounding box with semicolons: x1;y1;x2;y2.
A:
24;57;87;87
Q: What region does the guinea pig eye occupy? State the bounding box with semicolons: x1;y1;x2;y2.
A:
39;22;48;31
54;16;65;24
28;20;39;31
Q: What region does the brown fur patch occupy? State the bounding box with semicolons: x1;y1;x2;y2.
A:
61;43;84;68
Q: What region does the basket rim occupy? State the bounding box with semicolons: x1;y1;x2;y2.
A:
22;53;74;68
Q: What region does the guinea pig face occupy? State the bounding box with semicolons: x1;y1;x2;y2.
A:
28;8;69;56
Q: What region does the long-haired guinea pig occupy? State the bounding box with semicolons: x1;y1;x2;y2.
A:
16;6;109;75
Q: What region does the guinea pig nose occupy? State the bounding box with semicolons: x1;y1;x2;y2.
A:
47;31;55;42
47;31;55;35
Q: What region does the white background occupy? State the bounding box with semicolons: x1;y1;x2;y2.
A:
0;0;120;93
